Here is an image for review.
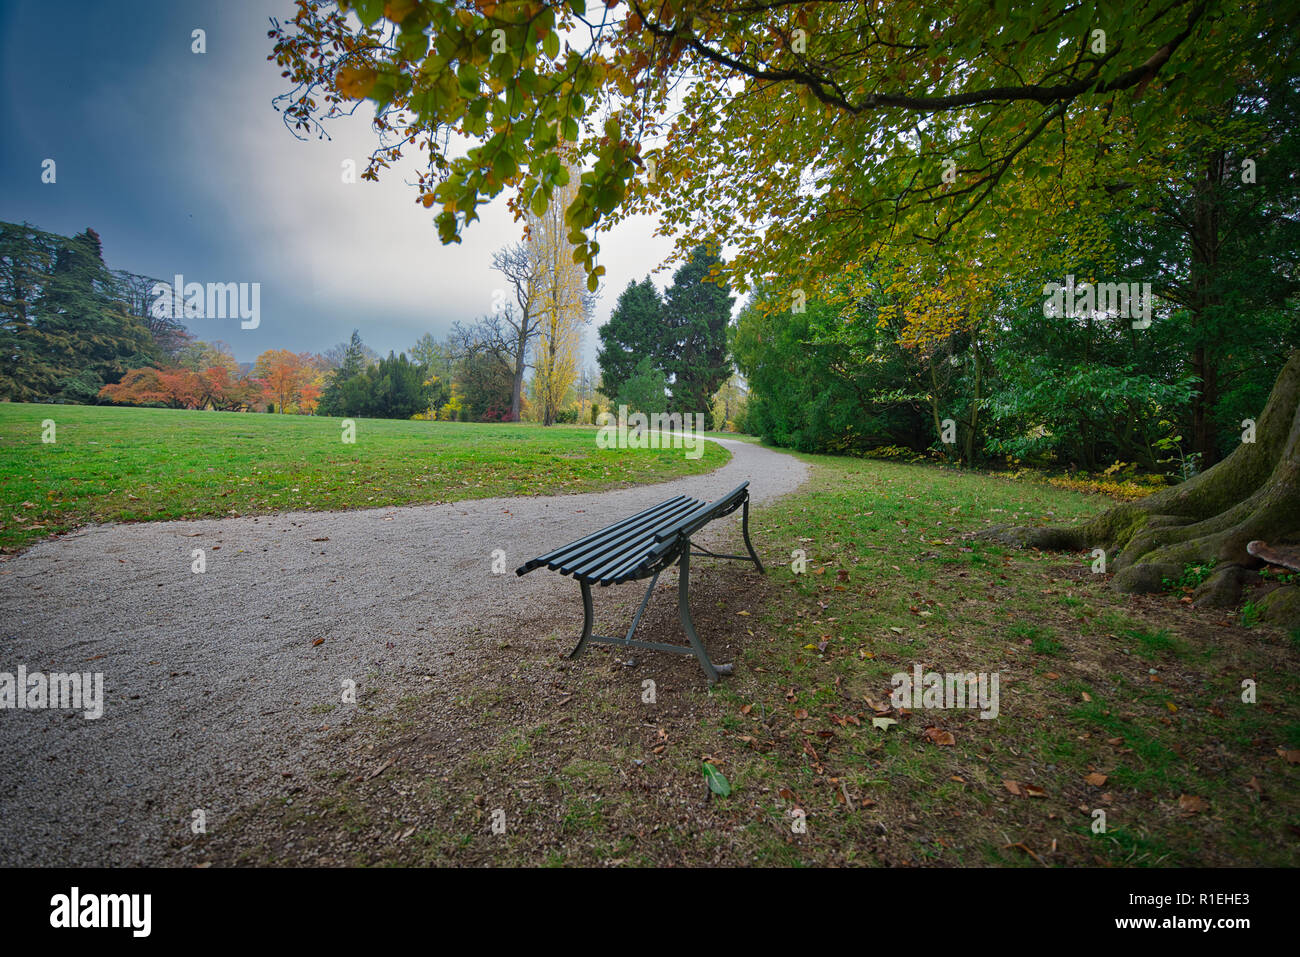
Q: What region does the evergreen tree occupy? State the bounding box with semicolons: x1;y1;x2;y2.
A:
616;356;670;415
363;352;430;419
4;228;154;403
662;245;734;415
319;329;368;415
597;277;665;401
319;344;431;419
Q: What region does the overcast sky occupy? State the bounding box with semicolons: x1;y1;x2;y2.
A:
0;0;687;364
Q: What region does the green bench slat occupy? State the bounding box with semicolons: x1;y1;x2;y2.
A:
518;482;752;586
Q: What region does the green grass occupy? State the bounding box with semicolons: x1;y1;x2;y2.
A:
715;450;1300;866
0;403;729;551
1121;625;1184;660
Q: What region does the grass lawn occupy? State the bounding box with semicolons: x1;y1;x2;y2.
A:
0;403;728;552
192;447;1300;867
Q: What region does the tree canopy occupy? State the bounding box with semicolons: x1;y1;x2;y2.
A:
271;0;1289;290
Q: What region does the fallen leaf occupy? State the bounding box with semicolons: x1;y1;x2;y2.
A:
923;726;956;746
1084;772;1108;787
703;762;731;797
1178;794;1209;814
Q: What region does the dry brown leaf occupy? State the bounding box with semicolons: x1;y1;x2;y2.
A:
923;726;956;746
1178;794;1210;814
1084;772;1108;787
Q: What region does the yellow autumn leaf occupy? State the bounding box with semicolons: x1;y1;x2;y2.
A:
336;64;377;100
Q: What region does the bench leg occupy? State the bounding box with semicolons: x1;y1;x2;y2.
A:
678;545;732;684
742;497;765;574
570;580;595;659
624;570;661;643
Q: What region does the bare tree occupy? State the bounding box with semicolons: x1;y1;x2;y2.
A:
490;241;599;422
112;269;191;360
490;242;540;422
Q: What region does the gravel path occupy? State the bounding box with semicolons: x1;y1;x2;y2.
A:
0;437;807;866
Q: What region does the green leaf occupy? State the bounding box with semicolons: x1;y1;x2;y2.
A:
703;762;731;796
493;150;517;182
352;0;384;27
543;30;560;60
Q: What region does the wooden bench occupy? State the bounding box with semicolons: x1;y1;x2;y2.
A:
516;482;764;683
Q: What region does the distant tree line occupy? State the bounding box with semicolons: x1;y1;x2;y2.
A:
0;220;596;423
0;220;746;429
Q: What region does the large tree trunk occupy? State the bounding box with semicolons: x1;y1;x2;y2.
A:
508;306;532;423
984;351;1300;627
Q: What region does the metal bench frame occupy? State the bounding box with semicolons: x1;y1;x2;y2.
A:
516;482;764;683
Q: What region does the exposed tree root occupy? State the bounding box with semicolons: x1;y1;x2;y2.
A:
981;351;1300;628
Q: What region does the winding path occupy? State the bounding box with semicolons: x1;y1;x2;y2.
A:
0;437;807;865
